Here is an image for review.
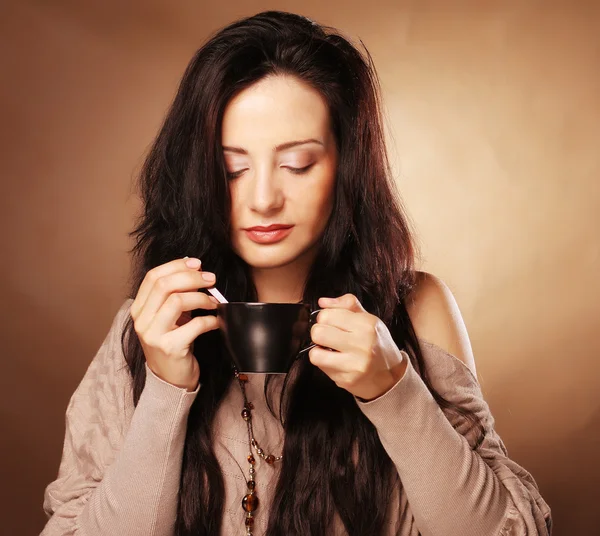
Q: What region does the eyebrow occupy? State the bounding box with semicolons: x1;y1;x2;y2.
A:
222;138;324;155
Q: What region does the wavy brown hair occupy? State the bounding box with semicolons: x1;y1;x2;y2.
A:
121;11;484;535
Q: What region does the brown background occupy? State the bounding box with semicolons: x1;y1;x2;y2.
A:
1;1;598;535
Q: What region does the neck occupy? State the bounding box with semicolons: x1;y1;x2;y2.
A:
252;251;316;304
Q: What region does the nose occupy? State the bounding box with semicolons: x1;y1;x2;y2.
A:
248;166;284;216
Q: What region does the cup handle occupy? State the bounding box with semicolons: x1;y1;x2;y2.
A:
297;309;325;354
309;308;323;322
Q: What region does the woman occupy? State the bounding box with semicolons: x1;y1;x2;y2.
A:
41;10;552;536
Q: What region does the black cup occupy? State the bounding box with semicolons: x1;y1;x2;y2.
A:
217;302;320;374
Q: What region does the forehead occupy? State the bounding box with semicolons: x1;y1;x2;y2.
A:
221;75;331;148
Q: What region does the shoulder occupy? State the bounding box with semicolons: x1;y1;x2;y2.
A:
63;298;135;442
405;271;477;377
77;298;134;397
100;298;134;358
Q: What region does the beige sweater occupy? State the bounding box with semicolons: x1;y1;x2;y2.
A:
41;299;551;535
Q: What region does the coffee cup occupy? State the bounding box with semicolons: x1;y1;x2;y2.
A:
216;302;321;374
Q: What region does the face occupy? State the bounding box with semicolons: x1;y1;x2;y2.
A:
221;75;337;271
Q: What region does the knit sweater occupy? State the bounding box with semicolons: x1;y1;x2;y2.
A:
41;299;552;535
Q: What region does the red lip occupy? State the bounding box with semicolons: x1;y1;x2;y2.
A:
245;224;293;231
243;224;294;244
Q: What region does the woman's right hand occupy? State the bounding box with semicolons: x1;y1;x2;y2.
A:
129;257;219;391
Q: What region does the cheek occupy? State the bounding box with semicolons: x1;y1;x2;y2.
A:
228;184;245;253
314;171;336;216
228;183;242;224
299;172;335;229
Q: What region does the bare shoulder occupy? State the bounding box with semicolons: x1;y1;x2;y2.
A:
405;271;477;377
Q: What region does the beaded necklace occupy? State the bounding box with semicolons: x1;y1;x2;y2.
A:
234;368;283;535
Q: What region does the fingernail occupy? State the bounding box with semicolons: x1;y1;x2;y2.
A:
185;258;201;269
202;272;216;282
209;296;219;304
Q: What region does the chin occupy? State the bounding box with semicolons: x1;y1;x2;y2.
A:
235;234;319;270
240;247;301;269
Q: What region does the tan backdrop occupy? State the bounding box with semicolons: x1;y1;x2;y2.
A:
1;1;598;535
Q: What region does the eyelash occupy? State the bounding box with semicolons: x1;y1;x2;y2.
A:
226;163;315;179
287;163;315;175
226;170;245;180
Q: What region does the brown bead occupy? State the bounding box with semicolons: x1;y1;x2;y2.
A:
247;455;255;465
238;373;249;382
265;455;275;465
242;493;259;512
245;402;254;410
247;480;256;491
245;516;255;527
241;409;251;421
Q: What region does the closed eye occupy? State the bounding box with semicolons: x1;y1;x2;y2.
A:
226;163;315;179
226;169;248;179
284;163;315;175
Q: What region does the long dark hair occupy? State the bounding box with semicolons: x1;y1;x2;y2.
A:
121;11;484;535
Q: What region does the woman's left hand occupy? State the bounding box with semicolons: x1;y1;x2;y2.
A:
309;294;408;401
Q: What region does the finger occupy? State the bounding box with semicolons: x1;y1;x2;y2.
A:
176;311;192;327
136;270;216;331
149;291;217;336
314;308;363;333
318;293;366;313
132;257;201;318
175;299;220;327
308;345;348;372
162;314;219;350
310;323;355;354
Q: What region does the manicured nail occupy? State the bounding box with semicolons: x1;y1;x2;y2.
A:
202;272;216;282
185;258;201;269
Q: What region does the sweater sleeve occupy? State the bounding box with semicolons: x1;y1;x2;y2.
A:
40;299;200;536
355;340;552;536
